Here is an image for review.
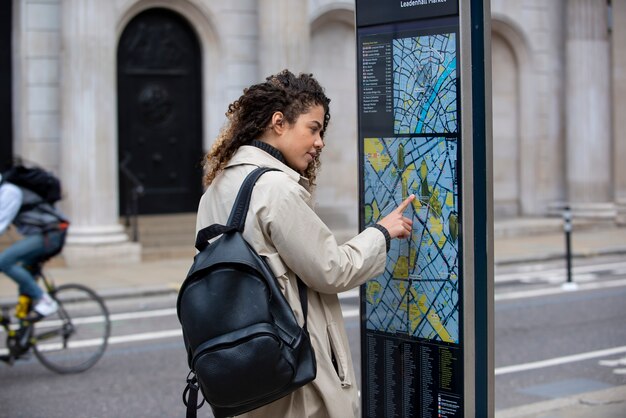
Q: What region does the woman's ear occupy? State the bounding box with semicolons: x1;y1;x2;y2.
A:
271;111;286;134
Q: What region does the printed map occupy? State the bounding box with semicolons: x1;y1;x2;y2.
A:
393;33;457;134
363;137;459;343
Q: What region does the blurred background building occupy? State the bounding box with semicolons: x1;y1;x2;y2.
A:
1;0;624;265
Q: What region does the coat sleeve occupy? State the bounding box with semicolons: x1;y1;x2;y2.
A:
260;180;388;294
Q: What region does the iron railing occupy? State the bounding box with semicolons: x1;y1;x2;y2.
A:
119;154;144;242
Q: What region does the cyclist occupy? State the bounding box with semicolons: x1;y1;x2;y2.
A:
0;173;69;320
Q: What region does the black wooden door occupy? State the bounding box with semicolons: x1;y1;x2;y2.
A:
117;8;203;214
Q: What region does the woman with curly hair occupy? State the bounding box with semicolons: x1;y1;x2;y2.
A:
196;69;414;417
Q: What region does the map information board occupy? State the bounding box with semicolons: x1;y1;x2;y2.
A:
364;136;459;342
357;12;463;418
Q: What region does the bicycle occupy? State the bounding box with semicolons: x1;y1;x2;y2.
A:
0;260;111;373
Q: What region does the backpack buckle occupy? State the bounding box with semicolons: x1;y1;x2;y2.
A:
183;371;205;410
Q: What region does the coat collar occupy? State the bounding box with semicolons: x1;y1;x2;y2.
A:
225;145;311;188
249;140;287;166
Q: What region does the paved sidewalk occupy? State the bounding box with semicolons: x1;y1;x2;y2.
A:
495;223;626;265
0;224;625;417
496;384;626;418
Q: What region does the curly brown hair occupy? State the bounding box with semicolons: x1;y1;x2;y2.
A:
203;70;331;186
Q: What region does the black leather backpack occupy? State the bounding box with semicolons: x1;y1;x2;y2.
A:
177;167;316;418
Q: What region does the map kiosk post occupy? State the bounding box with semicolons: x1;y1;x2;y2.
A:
356;1;493;417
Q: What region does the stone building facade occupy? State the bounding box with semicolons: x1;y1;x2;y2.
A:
3;0;624;265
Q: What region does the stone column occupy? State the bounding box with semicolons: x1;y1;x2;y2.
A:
565;0;614;219
60;0;140;265
258;0;309;79
612;0;626;224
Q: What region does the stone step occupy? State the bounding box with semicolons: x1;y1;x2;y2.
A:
120;213;196;261
141;245;196;261
122;213;196;248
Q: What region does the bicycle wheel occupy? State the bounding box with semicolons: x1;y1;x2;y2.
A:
33;284;111;373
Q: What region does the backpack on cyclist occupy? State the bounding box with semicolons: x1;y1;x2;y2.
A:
176;167;316;418
3;165;62;204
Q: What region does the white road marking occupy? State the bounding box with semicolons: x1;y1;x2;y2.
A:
495;345;626;376
495;278;626;301
598;357;626;367
107;329;182;345
598;355;626;375
109;308;177;322
34;329;183;352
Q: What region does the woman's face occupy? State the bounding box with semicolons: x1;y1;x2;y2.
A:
274;105;325;172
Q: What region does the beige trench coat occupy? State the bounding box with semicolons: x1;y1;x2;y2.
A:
196;146;387;418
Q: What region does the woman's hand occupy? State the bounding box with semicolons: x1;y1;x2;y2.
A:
377;194;415;239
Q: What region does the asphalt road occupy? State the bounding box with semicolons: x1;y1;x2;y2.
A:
0;293;188;418
0;257;625;417
493;256;626;411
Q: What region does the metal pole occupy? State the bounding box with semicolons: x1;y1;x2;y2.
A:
125;179;131;229
131;188;139;243
564;205;572;282
562;205;578;290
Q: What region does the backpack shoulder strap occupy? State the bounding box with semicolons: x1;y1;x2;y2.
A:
296;277;309;331
194;224;235;251
227;167;279;231
194;167;279;251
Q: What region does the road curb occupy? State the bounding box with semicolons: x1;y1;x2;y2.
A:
97;284;179;301
495;246;626;267
0;284;178;309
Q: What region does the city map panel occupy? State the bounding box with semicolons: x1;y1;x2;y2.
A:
393;33;457;134
363;137;459;343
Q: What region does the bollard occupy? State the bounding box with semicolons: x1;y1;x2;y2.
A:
562;205;578;290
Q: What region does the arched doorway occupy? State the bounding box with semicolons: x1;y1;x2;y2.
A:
117;8;203;214
492;32;520;218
